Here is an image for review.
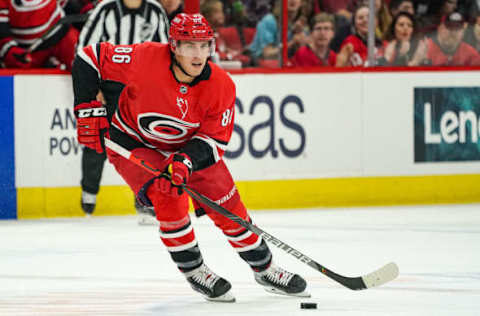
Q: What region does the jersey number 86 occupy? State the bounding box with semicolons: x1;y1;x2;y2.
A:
112;46;133;64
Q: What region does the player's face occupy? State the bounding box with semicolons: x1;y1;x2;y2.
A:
394;16;413;41
175;41;211;76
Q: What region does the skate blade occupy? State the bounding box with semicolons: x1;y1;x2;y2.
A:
137;214;158;226
205;292;236;303
264;287;311;298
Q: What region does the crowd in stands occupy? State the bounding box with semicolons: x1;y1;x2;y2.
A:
1;0;480;70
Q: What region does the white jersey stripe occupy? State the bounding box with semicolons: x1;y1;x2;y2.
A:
165;240;198;252
10;6;63;35
234;236;262;253
159;224;193;239
78;49;100;77
226;230;253;242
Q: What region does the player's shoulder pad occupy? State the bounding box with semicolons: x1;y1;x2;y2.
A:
133;42;169;60
207;61;235;91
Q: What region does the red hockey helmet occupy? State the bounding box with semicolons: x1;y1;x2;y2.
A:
169;13;214;42
169;13;215;57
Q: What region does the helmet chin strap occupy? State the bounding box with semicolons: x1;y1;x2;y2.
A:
173;55;196;79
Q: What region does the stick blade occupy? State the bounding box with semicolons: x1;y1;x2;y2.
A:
361;262;399;289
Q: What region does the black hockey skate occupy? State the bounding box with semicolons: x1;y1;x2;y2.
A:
254;262;310;297
81;191;96;215
184;264;235;302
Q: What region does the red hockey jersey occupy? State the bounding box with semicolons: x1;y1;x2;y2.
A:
0;0;63;54
340;34;368;66
76;42;236;167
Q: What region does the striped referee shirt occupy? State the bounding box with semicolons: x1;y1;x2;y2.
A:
77;0;169;51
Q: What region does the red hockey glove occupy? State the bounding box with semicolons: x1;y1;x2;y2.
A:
4;45;32;69
157;153;193;197
74;101;110;153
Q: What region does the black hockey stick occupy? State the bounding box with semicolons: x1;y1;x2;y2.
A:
104;137;399;290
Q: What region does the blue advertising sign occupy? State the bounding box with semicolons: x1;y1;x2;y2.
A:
0;76;16;219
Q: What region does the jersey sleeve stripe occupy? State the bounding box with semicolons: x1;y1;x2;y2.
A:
191;135;221;162
10;6;62;35
195;133;229;151
78;46;100;77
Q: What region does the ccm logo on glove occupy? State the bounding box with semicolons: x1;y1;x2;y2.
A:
76;107;108;118
74;100;110;154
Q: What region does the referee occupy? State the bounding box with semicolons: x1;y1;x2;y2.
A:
76;0;170;224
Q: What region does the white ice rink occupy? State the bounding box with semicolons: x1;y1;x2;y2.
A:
1;204;479;316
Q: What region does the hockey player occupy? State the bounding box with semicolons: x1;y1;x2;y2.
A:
0;0;78;69
72;13;308;302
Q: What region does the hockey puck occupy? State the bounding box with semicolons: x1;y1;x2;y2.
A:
300;302;317;309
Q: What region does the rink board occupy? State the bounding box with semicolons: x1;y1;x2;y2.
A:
4;70;480;219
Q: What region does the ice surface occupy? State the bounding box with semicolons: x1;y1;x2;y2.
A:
1;204;479;315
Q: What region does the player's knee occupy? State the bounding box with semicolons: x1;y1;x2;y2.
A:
145;180;189;221
208;199;249;232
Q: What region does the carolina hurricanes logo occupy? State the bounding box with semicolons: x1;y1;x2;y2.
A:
138;113;199;144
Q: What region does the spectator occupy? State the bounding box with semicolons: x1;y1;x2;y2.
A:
248;0;308;62
336;4;382;66
423;11;480;66
329;0;384;53
418;0;457;36
76;0;169;224
77;0;169;50
201;0;251;66
241;0;275;27
389;0;415;16
220;0;249;26
463;10;480;52
375;0;393;40
379;11;427;66
461;0;480;23
159;0;183;22
313;0;352;21
0;0;79;69
292;13;336;66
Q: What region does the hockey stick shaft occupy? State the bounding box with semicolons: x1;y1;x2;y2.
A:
103;138;399;290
